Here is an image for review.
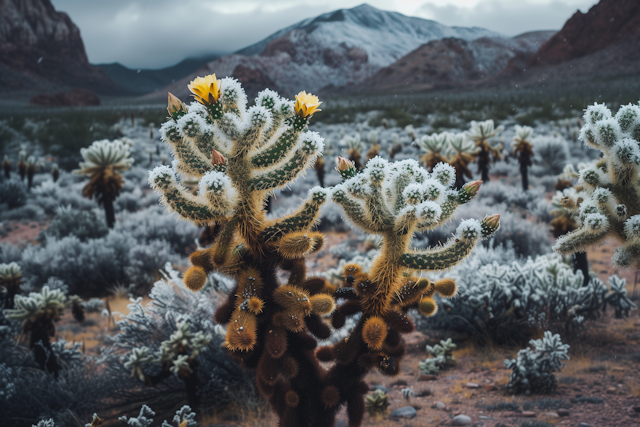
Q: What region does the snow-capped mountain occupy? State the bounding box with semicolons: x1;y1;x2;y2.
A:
155;4;501;99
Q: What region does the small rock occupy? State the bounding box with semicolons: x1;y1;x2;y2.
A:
606;386;617;394
557;408;570;417
521;411;536;417
436;401;446;410
451;415;472;426
465;382;479;388
578;423;593;427
544;412;559;418
375;385;388;394
482;384;498;391
419;374;437;381
389;406;417;420
335;421;347;427
634;406;640;413
478;416;495;420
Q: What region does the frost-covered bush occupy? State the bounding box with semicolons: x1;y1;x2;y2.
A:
477;181;545;213
419;338;457;375
118;404;196;427
531;135;570;177
82;298;104;313
102;264;249;410
431;253;631;344
39;206;108;242
0;179;27;209
504;331;569;395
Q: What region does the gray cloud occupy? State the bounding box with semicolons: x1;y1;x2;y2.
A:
416;0;597;36
51;0;598;69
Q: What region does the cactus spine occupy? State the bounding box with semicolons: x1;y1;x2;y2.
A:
553;101;640;268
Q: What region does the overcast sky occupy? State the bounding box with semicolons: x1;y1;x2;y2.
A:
51;0;597;69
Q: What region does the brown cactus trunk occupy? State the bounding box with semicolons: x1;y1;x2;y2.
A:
104;198;116;228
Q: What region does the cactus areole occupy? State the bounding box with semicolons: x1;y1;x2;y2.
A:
149;75;500;427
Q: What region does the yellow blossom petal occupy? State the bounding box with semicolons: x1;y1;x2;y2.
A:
294;91;322;118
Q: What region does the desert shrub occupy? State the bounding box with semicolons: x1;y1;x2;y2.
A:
531;135;570;177
101;265;250;412
0;179;27;209
117;404;196;427
478;181;545;212
504;331;569;395
0;243;21;265
431;253;630;344
30;179;96;215
419;338;457;375
39;206;108;242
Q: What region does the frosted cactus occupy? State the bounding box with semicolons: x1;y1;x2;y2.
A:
604;275;636;318
504;331;569;395
416;132;450;171
554;101;640;268
3;286;66;374
448;133;478;189
2;154;10;179
419;338;457;375
466;119;504;182
512;125;534;191
17;149;26;181
75;139;134;228
0;262;22;309
344;133;364;169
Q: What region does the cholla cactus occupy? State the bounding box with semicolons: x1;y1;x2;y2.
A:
75;139;134;228
118;404;196;427
419;338;457;375
68;295;85;322
17;150;26;182
364;389;390;417
467;120;504;182
51;163;59;183
323;159;499;426
417;132;450;171
344;134;364;169
605;275;636;318
125;321;211;408
512;125;534;191
3;286;66;374
314;156;325;187
26;155;36;189
388;133;402;159
0;262;22;309
448;133;478;189
504;331;569;395
2;154;10;179
553;101;640;268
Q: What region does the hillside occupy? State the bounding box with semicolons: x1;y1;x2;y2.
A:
152;4;501;99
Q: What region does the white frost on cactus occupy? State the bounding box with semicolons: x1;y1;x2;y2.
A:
431;162;456;188
247;105;273;129
612;138;640;166
416;201;442;222
456;219;481;240
421;179;445;202
594;118;621;147
402;183;424;205
299;131;325;154
77;139;134;173
199;170;233;195
255;89;280;109
148;165;176;190
308;186;328;201
624;215;640;239
177;111;208;139
583;102;612;126
219;77;247;112
584;213;608;232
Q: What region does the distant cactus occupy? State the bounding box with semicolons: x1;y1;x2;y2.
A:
26;155;37;189
51;163;59;183
417;132;450;171
68;295;85;323
74;139;134;228
344;134;364;169
554;101;640;268
513;125;534;191
314;156;325;187
2;154;10;179
0;262;22;309
365;389;390;417
388;134;402;159
17;150;26;182
150;75;499;427
448;133;478;189
3;286;66;375
419;338;457;375
467;120;504;182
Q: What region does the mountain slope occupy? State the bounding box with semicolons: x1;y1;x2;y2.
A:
0;0;119;94
530;0;640;67
358;31;554;92
153;4;501;99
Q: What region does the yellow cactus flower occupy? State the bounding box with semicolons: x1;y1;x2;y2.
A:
188;74;221;105
294;91;322;118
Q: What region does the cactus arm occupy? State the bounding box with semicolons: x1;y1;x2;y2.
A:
250;127;302;168
261;188;327;242
332;188;385;233
399;238;477;271
553;225;609;256
149;166;226;224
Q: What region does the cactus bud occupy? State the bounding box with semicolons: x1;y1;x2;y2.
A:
167;92;187;119
458;180;482;203
211;149;226;167
481;214;500;237
336;156;357;179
